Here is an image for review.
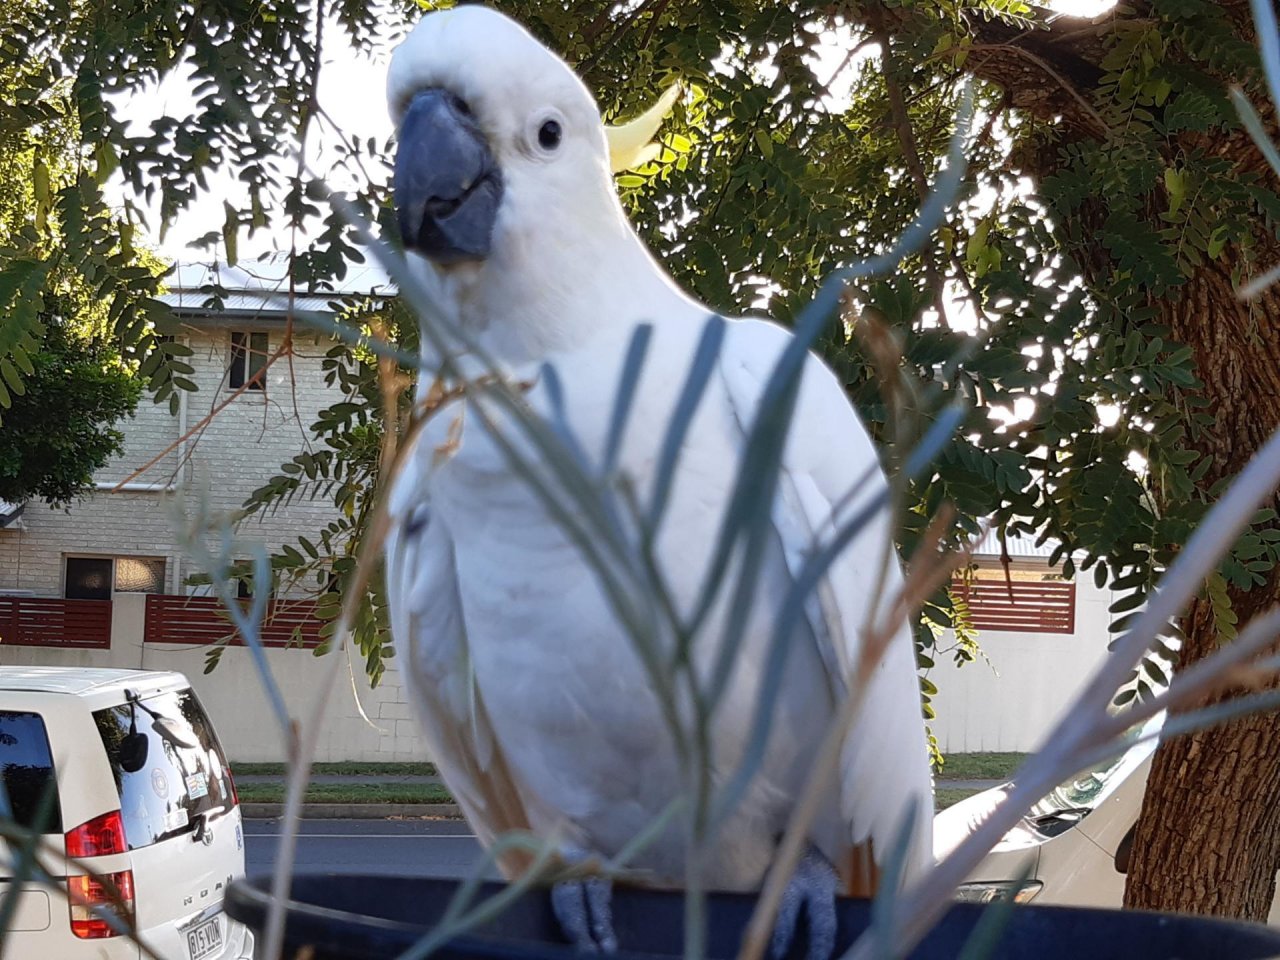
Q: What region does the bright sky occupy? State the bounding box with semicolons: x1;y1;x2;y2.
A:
111;29;396;262
113;1;1116;264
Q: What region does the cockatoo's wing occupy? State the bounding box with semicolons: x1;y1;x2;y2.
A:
717;318;935;886
385;447;536;878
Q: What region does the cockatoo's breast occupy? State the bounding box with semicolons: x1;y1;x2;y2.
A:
410;315;842;886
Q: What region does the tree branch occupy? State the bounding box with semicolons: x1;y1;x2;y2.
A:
868;3;950;324
967;41;1111;137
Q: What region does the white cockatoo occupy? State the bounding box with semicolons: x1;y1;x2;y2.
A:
384;7;933;957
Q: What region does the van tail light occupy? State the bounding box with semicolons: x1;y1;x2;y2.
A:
65;811;127;858
225;767;239;807
68;869;134;939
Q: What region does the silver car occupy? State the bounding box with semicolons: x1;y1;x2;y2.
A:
934;712;1280;921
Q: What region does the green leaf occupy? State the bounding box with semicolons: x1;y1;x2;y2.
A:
753;129;773;160
1109;589;1147;614
9;344;33;377
0;358;25;397
223;202;239;266
1164;166;1186;215
1207;225;1228;258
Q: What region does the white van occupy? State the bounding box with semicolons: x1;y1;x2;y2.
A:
0;667;254;959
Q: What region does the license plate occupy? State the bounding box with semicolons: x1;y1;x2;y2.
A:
186;915;223;960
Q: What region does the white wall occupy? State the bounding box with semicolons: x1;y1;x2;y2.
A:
2;579;1119;762
926;578;1115;753
2;580;1120;762
0;595;428;763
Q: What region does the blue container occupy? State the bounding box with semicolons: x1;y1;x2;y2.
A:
226;873;1280;960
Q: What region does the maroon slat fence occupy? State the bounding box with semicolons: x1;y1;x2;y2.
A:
954;579;1077;635
0;597;113;649
144;595;325;649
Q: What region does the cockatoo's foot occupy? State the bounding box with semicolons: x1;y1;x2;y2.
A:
769;847;838;960
552;875;618;953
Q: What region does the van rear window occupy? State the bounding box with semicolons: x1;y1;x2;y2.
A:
93;689;234;850
0;711;62;833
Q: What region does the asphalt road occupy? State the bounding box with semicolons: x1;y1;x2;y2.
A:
243;817;495;880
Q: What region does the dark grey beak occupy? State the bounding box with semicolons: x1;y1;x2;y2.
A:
394;89;503;263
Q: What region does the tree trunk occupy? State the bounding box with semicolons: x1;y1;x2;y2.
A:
1122;263;1280;916
1132;713;1280;916
1124;600;1280;916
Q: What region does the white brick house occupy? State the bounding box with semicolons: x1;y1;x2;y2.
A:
0;260;366;597
0;258;430;762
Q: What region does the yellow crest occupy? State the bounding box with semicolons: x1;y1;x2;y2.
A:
604;85;681;173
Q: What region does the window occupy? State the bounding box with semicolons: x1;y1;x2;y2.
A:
65;556;167;599
65;557;113;600
228;331;268;390
953;566;1077;635
0;711;62;833
114;557;166;593
93;689;235;849
233;560;273;600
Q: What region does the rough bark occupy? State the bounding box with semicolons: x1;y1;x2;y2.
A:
1125;599;1280;916
871;0;1280;919
1123;255;1280;915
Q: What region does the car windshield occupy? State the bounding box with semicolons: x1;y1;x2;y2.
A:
1032;754;1129;813
1030;712;1164;817
93;688;234;849
0;710;62;833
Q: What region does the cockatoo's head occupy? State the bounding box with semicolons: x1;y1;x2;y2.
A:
388;6;619;266
387;7;687;363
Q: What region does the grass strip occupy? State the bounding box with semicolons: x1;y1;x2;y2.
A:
232;761;437;777
231;762;995;810
237;782;455;805
936;753;1026;782
935;787;982;811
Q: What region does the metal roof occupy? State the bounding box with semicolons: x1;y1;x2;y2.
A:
0;500;23;529
158;254;394;319
972;527;1064;560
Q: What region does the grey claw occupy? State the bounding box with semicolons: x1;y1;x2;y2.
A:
770;885;803;960
552;877;617;953
769;849;838;960
585;877;617;953
552;881;595;952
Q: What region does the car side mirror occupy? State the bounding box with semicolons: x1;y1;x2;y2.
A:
1115;821;1136;874
119;726;149;773
119;698;149;773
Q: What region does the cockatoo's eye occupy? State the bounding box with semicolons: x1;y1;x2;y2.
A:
450;93;474;118
526;111;567;158
538;119;562;150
